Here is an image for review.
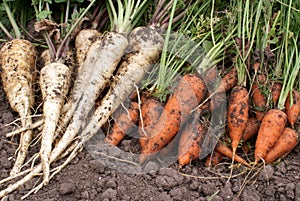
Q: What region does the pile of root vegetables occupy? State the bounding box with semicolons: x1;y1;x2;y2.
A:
0;0;299;199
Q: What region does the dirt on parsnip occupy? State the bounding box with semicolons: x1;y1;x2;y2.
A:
1;81;300;201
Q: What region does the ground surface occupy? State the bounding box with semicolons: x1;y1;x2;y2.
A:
0;82;300;201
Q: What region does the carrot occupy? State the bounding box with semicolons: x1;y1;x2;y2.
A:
202;67;218;88
0;39;37;175
285;90;300;128
242;117;259;142
140;74;207;163
264;127;299;164
254;109;287;164
178;119;207;168
241;117;259;154
139;94;164;150
105;101;139;145
205;151;223;167
252;62;260;74
271;82;282;105
208;68;238;111
227;86;249;155
39;62;72;184
215;143;251;168
251;74;267;121
216;67;238;93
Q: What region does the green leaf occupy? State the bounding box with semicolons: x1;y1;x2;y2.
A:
37;10;52;19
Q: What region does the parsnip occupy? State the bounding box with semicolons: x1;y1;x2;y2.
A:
39;62;72;185
0;39;36;176
67;27;164;159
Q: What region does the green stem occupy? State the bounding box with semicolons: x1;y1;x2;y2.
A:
156;0;178;101
55;0;96;60
3;1;21;39
210;0;215;45
0;21;14;40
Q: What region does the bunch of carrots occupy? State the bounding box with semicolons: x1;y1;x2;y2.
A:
0;0;299;199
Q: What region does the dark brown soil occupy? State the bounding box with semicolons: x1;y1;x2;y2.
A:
1;82;300;201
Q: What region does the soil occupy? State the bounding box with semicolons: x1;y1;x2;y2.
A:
0;82;300;201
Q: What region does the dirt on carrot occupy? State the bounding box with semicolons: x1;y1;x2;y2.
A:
227;86;249;155
105;101;139;146
140;74;207;163
251;74;267;121
254;109;287;164
271;82;282;106
264;127;299;164
139;94;164;151
242;117;260;142
216;67;238;93
178;117;207;168
284;90;300;128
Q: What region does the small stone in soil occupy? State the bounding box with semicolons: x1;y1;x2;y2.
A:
106;180;117;188
101;188;117;199
170;186;187;200
155;176;177;190
59;182;75;195
143;161;159;173
258;165;274;181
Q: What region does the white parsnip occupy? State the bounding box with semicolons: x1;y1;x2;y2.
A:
0;39;36;176
50;32;128;168
70;27;164;155
56;29;102;133
39;62;72;185
75;29;101;73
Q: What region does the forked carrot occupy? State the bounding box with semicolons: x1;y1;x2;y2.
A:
105;101;139;145
254;109;287;164
264;127;299;164
140;74;207;163
227;86;249;155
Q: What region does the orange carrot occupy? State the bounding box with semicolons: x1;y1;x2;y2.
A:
252;62;260;74
285;90;300;128
202;67;218;87
139;94;163;150
178;119;207;168
242;117;259;142
227;86;249;155
215;143;251;167
205;151;223;167
264;127;299;164
216;67;238;93
254;109;287;164
140;74;207;163
271;82;282;105
105;102;139;145
251;74;267;121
